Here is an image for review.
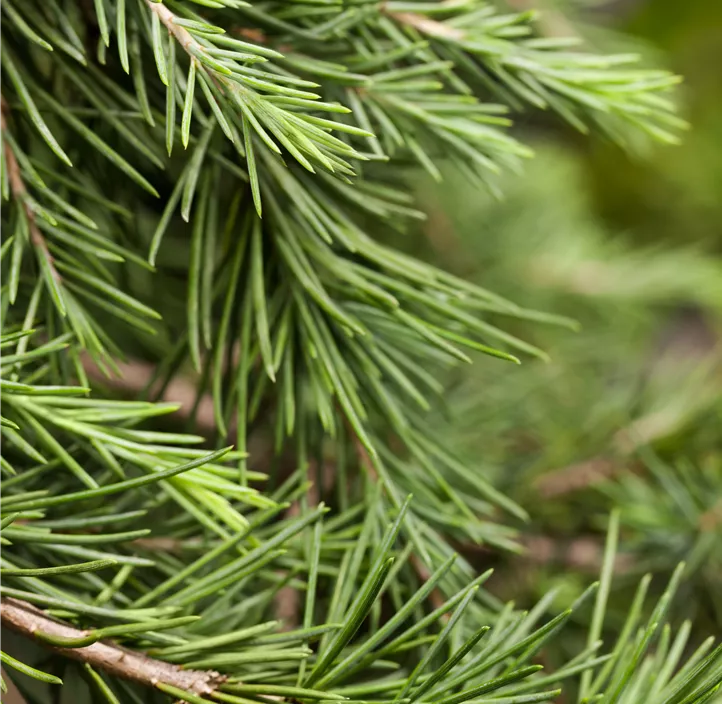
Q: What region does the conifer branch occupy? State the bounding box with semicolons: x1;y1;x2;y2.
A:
0;598;225;698
3;3;717;703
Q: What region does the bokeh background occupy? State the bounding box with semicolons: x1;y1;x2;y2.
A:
410;0;722;667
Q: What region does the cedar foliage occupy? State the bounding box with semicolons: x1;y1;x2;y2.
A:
1;1;720;703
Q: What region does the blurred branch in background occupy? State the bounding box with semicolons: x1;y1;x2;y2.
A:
414;132;722;635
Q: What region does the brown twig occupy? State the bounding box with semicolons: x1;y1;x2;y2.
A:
700;499;722;533
386;11;465;41
1;103;61;285
273;458;336;629
350;429;379;484
236;27;268;44
522;535;634;573
81;355;220;433
132;536;205;553
386;1;571;43
409;554;447;614
534;458;619;499
144;0;197;53
0;597;224;699
145;0;277;88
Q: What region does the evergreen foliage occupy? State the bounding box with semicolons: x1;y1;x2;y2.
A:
413;144;722;656
1;1;719;703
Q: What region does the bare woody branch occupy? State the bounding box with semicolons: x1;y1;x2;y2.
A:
0;597;224;699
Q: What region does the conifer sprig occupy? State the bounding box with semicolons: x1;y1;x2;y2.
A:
1;2;712;703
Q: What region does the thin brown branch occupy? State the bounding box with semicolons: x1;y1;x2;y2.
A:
534;457;619;499
1;104;61;284
145;0;234;102
351;430;379;484
81;355;219;432
387;1;575;55
132;536;205;552
700;498;722;533
236;27;268;44
386;11;466;41
409;554;447;615
0;597;224;698
144;0;198;54
522;535;633;573
145;0;293;104
275;495;303;631
273;459;335;629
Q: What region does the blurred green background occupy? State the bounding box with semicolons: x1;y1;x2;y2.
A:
587;0;722;251
412;0;722;658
